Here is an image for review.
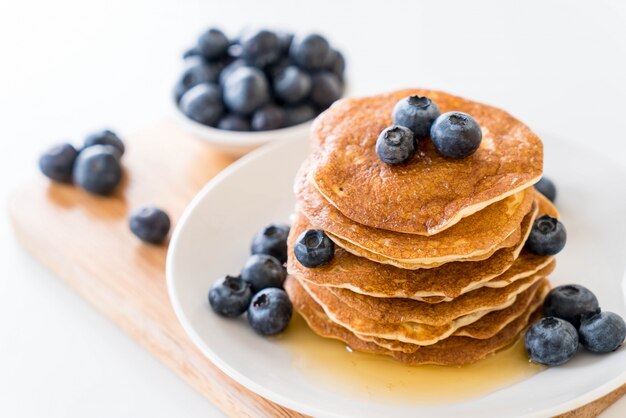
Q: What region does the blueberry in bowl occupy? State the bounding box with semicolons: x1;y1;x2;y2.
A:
172;27;348;156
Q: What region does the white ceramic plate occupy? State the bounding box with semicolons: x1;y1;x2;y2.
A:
166;133;626;418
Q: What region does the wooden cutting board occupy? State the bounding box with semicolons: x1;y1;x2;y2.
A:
9;121;624;418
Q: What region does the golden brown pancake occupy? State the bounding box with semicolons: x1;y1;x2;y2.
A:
285;276;544;366
287;193;557;301
360;281;549;353
296;267;549;345
296;160;535;265
310;89;543;235
328;225;522;269
319;262;553;326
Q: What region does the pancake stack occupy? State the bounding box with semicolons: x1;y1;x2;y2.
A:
285;89;556;366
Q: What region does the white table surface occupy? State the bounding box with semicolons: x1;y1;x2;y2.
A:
1;0;625;416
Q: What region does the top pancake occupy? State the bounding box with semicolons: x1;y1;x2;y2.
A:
296;159;535;264
310;89;543;235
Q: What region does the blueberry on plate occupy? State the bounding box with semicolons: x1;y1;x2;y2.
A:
294;229;334;268
251;104;286;131
83;129;125;158
535;176;557;202
525;215;567;256
284;103;317;127
430;111;482;159
376;125;416;165
310;72;343;109
208;275;252;318
525;317;579;366
38;143;78;183
247;288;293;336
392;96;441;138
129;206;171;244
241;254;286;293
290;33;331;71
180;83;224;126
73;145;122;195
543;284;600;328
240;29;281;68
251;223;290;263
197;28;230;61
223;66;270;115
579;311;626;353
217;114;250;131
273;66;312;104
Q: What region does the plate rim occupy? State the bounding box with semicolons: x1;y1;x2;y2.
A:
166;133;626;418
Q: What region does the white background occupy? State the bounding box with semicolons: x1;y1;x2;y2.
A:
1;0;625;416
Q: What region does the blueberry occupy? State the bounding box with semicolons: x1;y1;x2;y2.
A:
264;56;294;82
241;254;286;293
39;143;78;183
326;49;346;78
181;60;224;88
579;312;626;353
277;32;294;54
129;206;171;244
525;215;567;256
430;111;482;159
73;145;122;195
208;275;252;318
247;288;293;336
219;59;245;86
525;317;579;366
240;29;281;68
251;223;290;263
273;66;312;104
180;83;224;126
83;129;125;157
251;104;286;131
294;229;334;268
375;125;416;165
310;72;343;109
290;34;331;71
217;114;250;131
535;177;557;202
544;284;600;328
285;103;317;127
223;66;270;115
392;96;441;138
197;28;230;60
174;79;190;104
183;47;202;59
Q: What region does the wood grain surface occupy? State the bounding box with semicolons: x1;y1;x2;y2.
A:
8;121;623;417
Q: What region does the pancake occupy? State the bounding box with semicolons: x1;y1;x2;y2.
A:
321;261;554;325
310;89;543;235
287;193;557;301
360;281;549;353
296;160;535;265
285;276;544;366
300;266;545;345
328;225;522;269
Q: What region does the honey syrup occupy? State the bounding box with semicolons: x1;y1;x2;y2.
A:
277;314;544;404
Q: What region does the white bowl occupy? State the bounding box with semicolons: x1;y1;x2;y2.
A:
172;101;314;157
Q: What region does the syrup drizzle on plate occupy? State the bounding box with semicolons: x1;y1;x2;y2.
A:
277;314;544;404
